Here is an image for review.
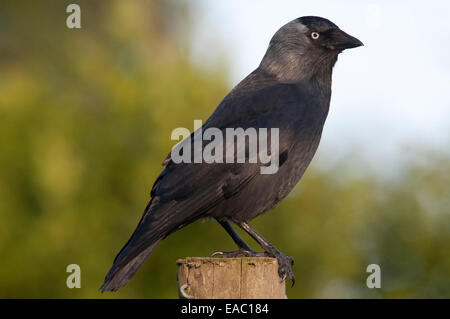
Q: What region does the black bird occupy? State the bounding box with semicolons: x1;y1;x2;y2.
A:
101;16;363;292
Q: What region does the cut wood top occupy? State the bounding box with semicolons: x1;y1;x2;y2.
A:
177;257;287;299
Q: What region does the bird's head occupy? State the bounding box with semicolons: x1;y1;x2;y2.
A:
260;16;363;84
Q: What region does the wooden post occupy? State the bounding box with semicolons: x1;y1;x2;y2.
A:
176;257;287;299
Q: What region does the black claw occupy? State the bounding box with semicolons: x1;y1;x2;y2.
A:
210;251;224;257
270;251;295;287
213;248;295;286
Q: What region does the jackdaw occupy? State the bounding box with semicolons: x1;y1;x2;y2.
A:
101;16;363;292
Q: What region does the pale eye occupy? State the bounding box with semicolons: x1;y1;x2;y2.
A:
311;32;320;40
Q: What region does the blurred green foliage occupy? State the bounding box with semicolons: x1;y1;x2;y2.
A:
0;1;448;298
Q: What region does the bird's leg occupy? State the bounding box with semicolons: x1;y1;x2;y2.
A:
218;220;252;250
238;221;295;286
211;220;267;258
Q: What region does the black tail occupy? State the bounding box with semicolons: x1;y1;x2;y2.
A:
100;237;162;292
100;199;179;292
100;187;204;292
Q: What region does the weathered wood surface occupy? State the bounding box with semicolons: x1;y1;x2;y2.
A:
177;257;287;299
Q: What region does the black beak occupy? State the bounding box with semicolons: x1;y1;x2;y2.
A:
329;29;363;50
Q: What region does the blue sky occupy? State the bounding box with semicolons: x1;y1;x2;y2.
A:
187;0;450;171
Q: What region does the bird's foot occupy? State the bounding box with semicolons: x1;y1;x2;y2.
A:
210;248;268;258
211;247;295;286
265;249;295;287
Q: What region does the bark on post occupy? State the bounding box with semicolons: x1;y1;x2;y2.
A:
176;257;287;299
